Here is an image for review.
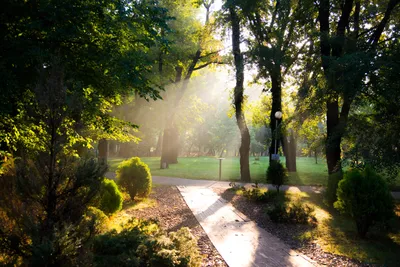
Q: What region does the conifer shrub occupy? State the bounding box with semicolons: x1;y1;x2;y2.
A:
93;178;123;215
92;219;202;267
266;161;288;193
79;207;109;237
334;167;394;238
116;157;152;200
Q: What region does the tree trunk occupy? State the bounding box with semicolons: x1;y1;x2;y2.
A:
155;131;163;157
325;99;342;174
229;5;251;182
315;149;318;164
269;71;282;163
169;126;179;163
98;139;108;164
283;131;297;172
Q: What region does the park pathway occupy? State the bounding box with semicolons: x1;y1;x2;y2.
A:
104;173;399;266
177;185;315;267
105;173;400;199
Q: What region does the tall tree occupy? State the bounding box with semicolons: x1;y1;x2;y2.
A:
159;0;222;168
226;1;251;182
0;0;169;264
316;0;400;204
234;0;313;171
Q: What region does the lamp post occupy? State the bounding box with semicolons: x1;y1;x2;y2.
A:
272;111;282;161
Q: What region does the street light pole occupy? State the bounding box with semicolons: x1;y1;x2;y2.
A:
275;119;278;155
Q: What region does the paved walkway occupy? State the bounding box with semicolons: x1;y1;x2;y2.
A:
105;172;399;265
178;185;315;267
105;173;400;199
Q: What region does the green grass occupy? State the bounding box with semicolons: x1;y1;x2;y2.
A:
300;193;400;266
108;156;329;186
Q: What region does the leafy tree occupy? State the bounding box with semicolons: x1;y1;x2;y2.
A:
231;0;314;171
223;0;252;182
0;0;170;264
316;0;400;204
297;117;326;163
158;0;224;167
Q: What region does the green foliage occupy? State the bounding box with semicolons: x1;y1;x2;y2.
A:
241;187;282;203
83;207;110;234
325;171;343;207
334;167;394;238
92;218;202;267
267;202;316;224
93;179;123;215
0;156;107;266
266;161;288;192
117;157;152;200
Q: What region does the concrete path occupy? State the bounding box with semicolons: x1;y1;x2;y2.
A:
105;172;400;199
105;172;324;194
178;185;315;267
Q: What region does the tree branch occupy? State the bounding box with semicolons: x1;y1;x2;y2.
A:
368;0;400;48
199;49;222;59
193;61;225;70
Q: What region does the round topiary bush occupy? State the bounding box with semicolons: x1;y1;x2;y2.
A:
94;178;123;215
334;167;394;238
116;157;152;200
266;161;288;193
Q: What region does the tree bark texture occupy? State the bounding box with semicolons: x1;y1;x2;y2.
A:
283;131;297;172
98;139;108;164
269;72;282;162
229;5;251;182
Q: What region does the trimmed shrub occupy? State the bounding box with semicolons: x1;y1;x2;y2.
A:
266;161;288;193
267;202;316;224
92;219;202;267
93;178;123;215
334;167;394;238
116;157;152;200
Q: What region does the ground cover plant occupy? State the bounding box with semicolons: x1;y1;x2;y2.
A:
93;219;202;267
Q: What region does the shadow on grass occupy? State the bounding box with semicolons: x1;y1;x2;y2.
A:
318;214;400;266
300;192;400;266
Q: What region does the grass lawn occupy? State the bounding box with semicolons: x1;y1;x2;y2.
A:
108;156;329;186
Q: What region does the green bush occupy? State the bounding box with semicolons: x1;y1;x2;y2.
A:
79;207;109;238
116;157;152;200
92;219;202;267
266;161;288;193
93;178;123;215
242;187;282;203
334;167;394;238
267;202;316;224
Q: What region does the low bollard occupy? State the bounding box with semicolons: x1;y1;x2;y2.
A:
217;158;225;180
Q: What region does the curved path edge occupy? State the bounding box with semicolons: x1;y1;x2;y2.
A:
177;185;316;267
